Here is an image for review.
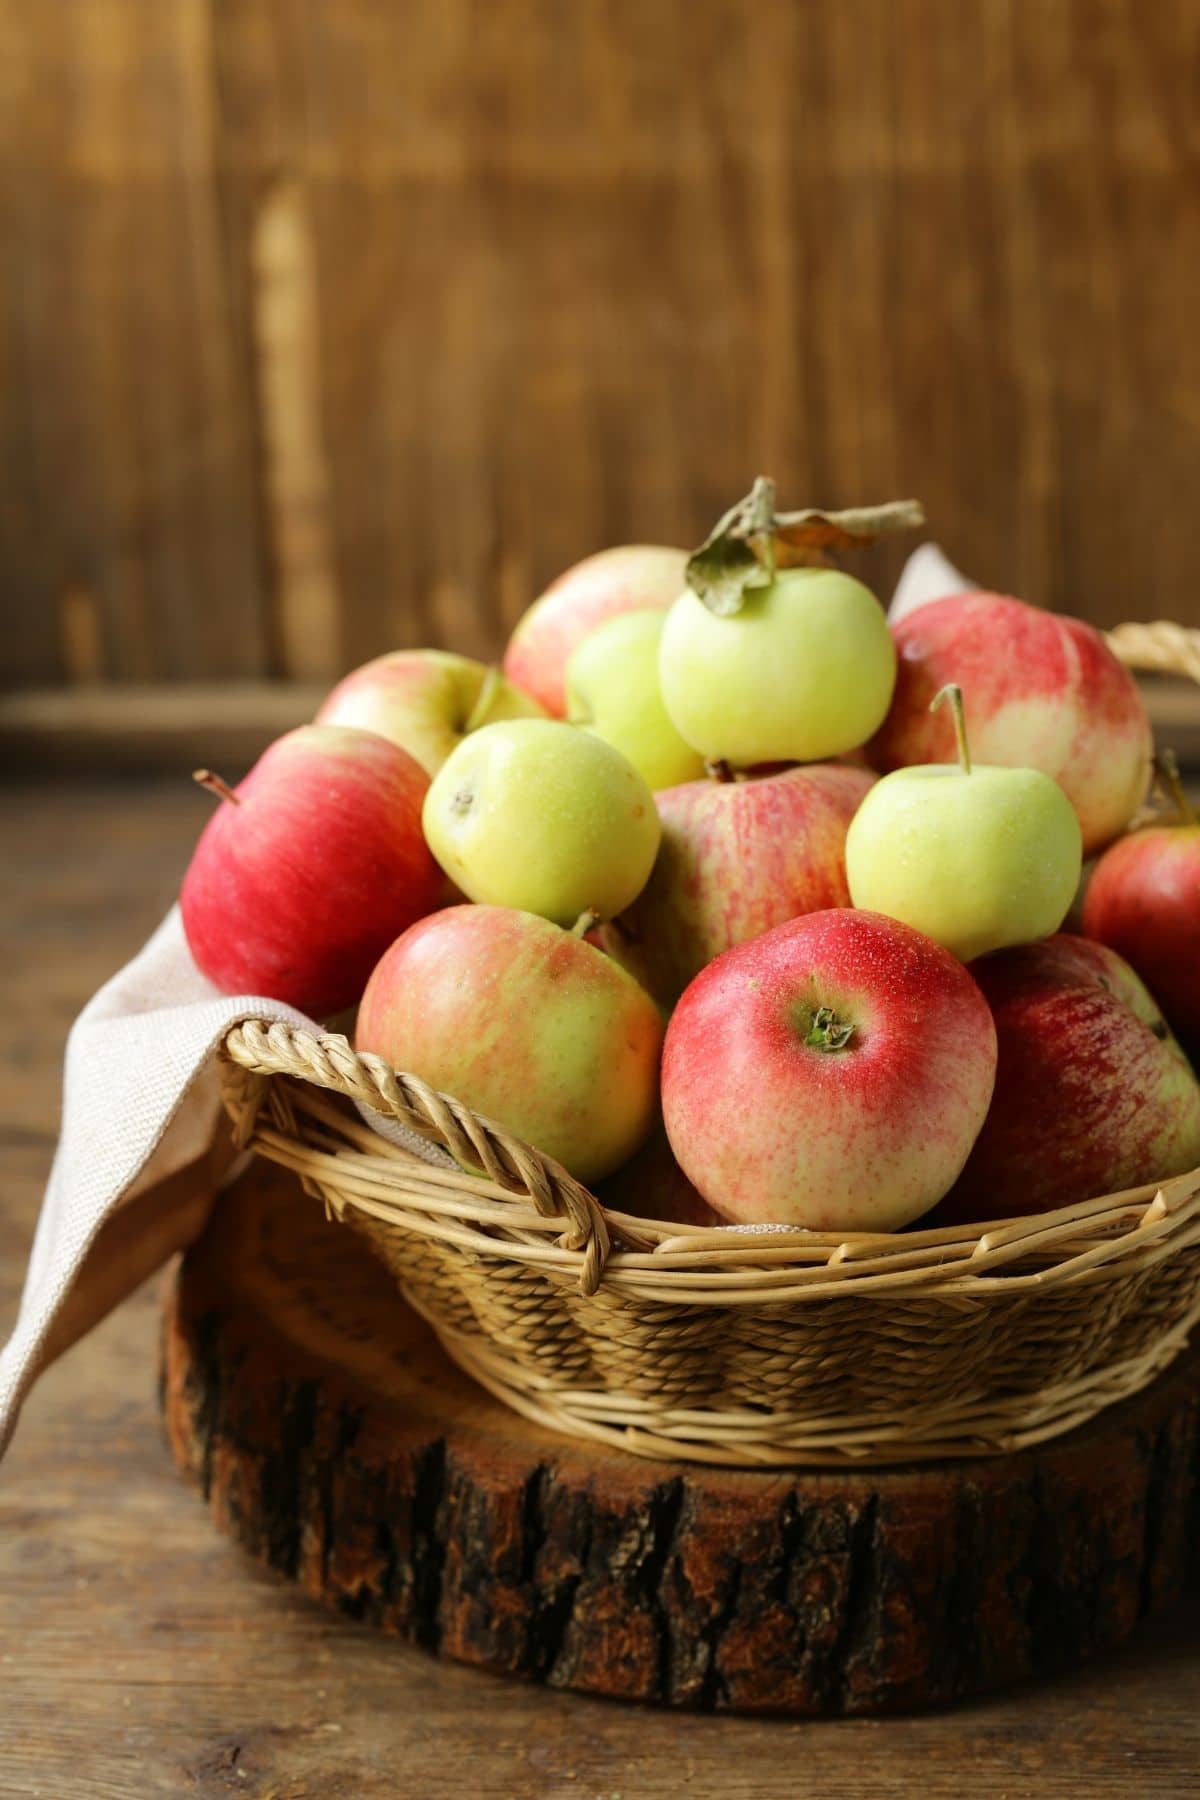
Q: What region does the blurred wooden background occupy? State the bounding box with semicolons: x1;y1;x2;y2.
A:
2;0;1199;723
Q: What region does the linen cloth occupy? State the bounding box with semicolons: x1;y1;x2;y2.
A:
0;543;968;1457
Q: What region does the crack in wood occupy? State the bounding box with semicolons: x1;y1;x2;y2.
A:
261;1379;318;1580
696;1558;744;1711
409;1437;448;1653
629;1477;687;1703
827;1494;882;1712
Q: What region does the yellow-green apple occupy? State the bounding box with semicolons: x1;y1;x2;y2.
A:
661;909;997;1231
315;649;544;776
846;684;1082;961
503;545;688;717
180;725;441;1016
422;718;660;926
356;905;663;1183
1081;756;1200;1055
596;762;875;1007
565;609;705;790
658;566;897;766
871;592;1152;854
932;934;1200;1225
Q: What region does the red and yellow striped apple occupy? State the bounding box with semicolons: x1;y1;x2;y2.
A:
181;725;441;1016
1081;760;1200;1057
356;906;664;1183
661;909;998;1231
871;593;1151;854
315;650;544;776
596;762;875;1007
503;545;687;717
933;934;1200;1226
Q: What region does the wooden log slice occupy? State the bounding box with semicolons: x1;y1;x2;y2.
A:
162;1159;1200;1715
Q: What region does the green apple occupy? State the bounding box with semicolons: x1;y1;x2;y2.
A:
565;610;705;791
315;649;543;776
845;685;1083;961
422;718;661;926
658;566;897;766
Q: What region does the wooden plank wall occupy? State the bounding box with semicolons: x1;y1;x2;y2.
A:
2;0;1199;692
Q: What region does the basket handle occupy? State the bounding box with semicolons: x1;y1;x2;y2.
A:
1107;619;1200;687
219;1019;612;1293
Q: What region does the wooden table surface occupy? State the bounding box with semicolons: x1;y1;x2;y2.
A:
2;777;1198;1800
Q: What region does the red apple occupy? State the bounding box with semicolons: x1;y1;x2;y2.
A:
934;934;1200;1226
870;593;1152;854
596;1126;724;1230
595;763;875;1008
356;906;664;1184
661;910;998;1232
502;545;687;717
1081;778;1200;1056
181;725;441;1016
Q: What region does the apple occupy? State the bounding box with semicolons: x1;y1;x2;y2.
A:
422;718;661;927
870;592;1152;854
595;762;875;1007
565;609;705;790
658;566;897;767
503;545;688;717
846;684;1082;962
1081;756;1200;1055
933;935;1200;1225
596;1126;724;1230
356;906;664;1183
315;649;544;776
661;909;998;1232
181;725;441;1016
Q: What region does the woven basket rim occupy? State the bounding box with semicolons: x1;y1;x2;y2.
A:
218;1022;1200;1304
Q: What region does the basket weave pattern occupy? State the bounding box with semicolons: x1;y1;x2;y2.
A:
217;620;1200;1468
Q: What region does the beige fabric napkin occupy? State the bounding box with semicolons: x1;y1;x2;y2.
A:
0;545;969;1458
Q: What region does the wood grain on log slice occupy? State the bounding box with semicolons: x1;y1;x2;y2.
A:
162;1159;1200;1716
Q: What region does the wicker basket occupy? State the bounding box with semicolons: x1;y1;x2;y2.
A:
216;619;1200;1469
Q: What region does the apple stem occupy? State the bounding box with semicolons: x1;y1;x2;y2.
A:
193;768;241;807
930;683;972;776
570;909;601;938
463;665;502;736
804;1006;856;1052
1156;748;1196;825
705;758;736;784
686;484;926;614
745;474;778;579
